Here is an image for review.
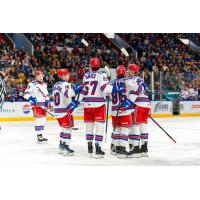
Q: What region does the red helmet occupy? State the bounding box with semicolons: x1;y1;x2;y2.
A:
35;70;43;76
116;65;126;77
57;69;69;77
89;58;100;69
128;64;140;73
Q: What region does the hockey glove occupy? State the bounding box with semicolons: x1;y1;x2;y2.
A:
28;96;37;105
66;99;80;114
73;84;83;95
120;99;135;111
45;100;52;110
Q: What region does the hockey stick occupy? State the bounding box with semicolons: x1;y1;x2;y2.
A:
149;115;177;143
105;95;110;143
34;105;55;117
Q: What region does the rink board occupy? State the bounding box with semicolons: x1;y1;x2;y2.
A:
0;101;200;121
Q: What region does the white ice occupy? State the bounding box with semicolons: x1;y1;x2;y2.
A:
0;117;200;166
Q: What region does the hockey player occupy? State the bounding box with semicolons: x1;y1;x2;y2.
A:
53;69;82;156
81;58;108;158
24;70;50;143
127;64;151;157
108;65;135;159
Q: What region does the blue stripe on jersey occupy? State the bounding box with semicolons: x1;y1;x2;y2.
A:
37;102;45;106
54;108;68;113
83;97;105;102
112;105;120;111
31;102;45;106
135;97;149;102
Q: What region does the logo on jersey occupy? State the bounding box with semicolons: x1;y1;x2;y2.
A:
22;104;31;114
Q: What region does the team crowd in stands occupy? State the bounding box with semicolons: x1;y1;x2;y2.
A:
0;33;200;101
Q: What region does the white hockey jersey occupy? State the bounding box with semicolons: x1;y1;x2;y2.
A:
53;81;75;118
180;89;190;100
81;70;108;108
188;88;198;98
127;76;151;108
104;78;136;117
24;81;49;107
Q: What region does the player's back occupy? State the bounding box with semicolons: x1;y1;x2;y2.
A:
53;81;75;118
128;76;150;108
82;71;108;108
109;78;133;116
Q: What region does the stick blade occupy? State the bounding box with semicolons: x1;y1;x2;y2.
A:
121;47;129;57
81;39;89;47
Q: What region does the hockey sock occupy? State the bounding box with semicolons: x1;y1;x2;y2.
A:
140;123;148;145
35;117;46;136
60;128;72;146
129;124;141;146
119;127;129;147
86;122;94;142
112;127;120;147
95;122;104;146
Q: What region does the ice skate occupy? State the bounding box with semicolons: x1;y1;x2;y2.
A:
58;141;65;154
37;134;48;144
88;142;93;157
63;144;74;156
140;142;148;157
94;143;105;159
129;143;133;151
117;146;130;159
128;146;141;158
110;143;117;155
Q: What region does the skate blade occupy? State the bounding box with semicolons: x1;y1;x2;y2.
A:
141;153;148;157
37;141;47;144
128;153;141;158
117;154;127;159
93;154;104;159
63;152;74;156
110;152;117;156
89;153;93;158
58;149;64;154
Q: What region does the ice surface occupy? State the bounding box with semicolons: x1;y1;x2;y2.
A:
0;117;200;166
